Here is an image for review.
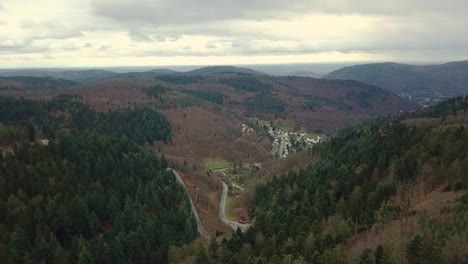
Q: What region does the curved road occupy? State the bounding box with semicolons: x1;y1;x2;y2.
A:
169;169;210;240
220;182;251;232
169;168;251;240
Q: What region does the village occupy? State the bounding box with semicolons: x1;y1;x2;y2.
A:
242;122;323;158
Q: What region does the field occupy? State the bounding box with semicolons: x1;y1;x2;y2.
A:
251;117;270;127
298;128;325;140
306;132;323;139
204;159;231;170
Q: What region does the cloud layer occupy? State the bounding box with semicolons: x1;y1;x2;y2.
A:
0;0;467;67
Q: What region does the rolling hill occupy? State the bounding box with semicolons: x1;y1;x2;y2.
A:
0;76;77;90
0;69;116;83
214;96;468;264
324;61;468;99
1;66;464;263
0;66;271;85
186;66;264;76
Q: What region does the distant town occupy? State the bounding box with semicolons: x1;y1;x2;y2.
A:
399;90;456;107
242;123;323;158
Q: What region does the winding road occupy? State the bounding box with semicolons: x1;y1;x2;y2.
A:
169;169;210;240
220;181;252;232
169;168;251;240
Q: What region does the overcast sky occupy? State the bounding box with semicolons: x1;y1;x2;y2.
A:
0;0;467;67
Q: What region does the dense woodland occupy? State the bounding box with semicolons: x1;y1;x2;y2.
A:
0;95;193;263
0;96;172;144
221;76;272;93
0;77;77;90
144;85;173;99
1;92;467;264
247;93;285;113
180;90;225;105
0;132;197;263
304;96;352;111
210;97;468;263
157;75;203;85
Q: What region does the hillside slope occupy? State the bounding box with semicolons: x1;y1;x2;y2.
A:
0;69;116;83
0;76;77;90
0;96;197;263
324;61;468;104
0;69;415;134
212;96;468;264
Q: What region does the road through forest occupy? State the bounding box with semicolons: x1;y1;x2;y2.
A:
170;169;251;241
170;169;210;240
219;182;251;232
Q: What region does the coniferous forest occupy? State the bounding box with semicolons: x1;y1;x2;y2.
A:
213;97;468;263
1;94;467;264
0;96;195;263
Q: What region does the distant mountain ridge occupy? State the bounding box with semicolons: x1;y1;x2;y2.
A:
0;76;77;90
324;61;468;95
0;69;115;83
0;66;265;83
185;66;264;76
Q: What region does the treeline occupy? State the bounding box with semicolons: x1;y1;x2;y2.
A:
214;98;468;263
0;96;172;144
180;90;225;105
247;93;285;113
0;77;76;90
0;132;197;263
304;95;352;111
144;85;172;99
412;95;468;118
157;75;203;85
221;76;272;93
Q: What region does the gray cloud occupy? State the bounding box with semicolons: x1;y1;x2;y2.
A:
127;29;181;42
0;42;49;55
18;19;84;41
99;45;112;51
1;0;467;65
92;0;468;25
87;0;468;59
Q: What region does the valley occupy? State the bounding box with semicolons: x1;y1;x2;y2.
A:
2;0;468;262
325;61;468;106
0;65;466;264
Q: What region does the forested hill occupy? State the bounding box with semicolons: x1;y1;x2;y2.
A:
0;96;172;144
0;76;77;91
0;133;197;263
0;96;195;263
214;96;468;263
324;61;468;95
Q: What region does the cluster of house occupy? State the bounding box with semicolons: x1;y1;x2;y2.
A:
268;127;322;158
241;122;323;158
399;91;453;107
241;123;254;135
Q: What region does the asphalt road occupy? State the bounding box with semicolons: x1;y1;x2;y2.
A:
169;169;210;240
169;168;251;239
219;181;251;232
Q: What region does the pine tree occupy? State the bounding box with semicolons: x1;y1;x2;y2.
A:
196;249;210;264
7;227;32;263
77;244;95;264
208;236;219;258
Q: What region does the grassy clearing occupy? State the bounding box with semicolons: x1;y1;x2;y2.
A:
306;132;322;140
250;117;271;127
298;127;325;140
204;159;231;170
